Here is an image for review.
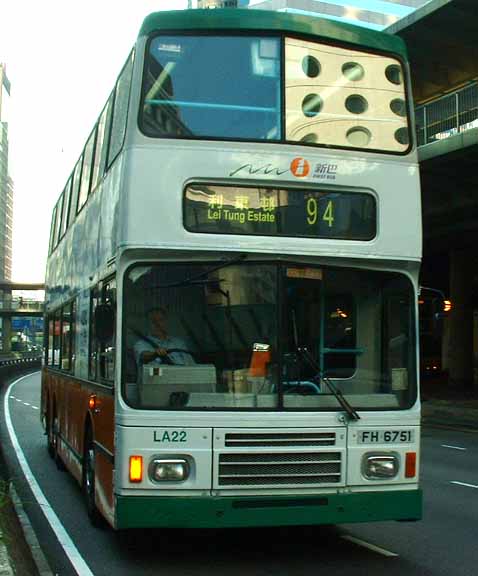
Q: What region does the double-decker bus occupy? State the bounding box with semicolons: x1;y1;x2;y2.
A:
42;8;422;530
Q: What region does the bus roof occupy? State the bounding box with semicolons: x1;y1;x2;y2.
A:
139;9;408;60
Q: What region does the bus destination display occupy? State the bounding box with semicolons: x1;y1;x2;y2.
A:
184;184;376;240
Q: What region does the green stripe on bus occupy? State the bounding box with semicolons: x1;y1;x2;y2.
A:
115;489;422;529
138;9;408;59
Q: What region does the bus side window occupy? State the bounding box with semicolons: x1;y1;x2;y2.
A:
89;280;116;383
100;280;116;382
61;304;71;371
47;315;54;365
107;52;134;168
89;288;100;381
60;301;76;372
53;310;61;368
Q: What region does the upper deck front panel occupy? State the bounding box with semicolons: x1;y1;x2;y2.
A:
120;141;421;261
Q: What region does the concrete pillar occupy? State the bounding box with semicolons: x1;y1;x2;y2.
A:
447;249;474;394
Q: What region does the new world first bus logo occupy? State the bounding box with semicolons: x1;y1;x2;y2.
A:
228;158;337;180
290;157;310;178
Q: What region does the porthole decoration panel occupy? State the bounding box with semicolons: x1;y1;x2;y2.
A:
285;38;410;152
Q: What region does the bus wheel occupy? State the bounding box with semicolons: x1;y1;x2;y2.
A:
83;430;103;527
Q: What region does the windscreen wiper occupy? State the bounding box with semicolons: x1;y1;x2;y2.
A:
296;346;360;421
151;254;247;289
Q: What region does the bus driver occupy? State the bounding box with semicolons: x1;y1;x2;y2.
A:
134;307;195;375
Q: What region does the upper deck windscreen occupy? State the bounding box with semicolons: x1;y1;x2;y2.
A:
141;35;281;140
140;33;411;154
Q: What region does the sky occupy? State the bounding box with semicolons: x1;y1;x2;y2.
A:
0;0;187;283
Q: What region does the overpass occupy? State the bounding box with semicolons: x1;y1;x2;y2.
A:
388;0;478;393
0;282;44;354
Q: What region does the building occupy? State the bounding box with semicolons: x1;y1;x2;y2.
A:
249;0;431;30
0;64;13;282
0;64;14;354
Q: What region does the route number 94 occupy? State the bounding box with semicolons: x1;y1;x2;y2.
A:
306;198;334;227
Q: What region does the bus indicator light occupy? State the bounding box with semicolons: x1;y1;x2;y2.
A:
88;394;97;411
405;452;417;478
129;456;143;483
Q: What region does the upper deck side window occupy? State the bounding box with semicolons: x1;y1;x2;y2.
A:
139;33;411;154
48;205;58;255
59;178;72;240
108;53;134;167
47;51;134;255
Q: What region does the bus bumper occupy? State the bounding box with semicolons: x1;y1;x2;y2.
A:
115;489;422;529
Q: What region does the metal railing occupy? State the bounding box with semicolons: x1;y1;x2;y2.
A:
415;82;478;146
0;353;42;379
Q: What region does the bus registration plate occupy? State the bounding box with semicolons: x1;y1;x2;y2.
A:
358;430;415;444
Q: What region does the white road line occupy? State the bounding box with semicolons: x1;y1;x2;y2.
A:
442;444;466;451
4;373;95;576
9;394;38;411
451;481;478;489
341;535;398;557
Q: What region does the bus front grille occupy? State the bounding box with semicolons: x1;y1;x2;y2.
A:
218;452;342;486
224;432;336;447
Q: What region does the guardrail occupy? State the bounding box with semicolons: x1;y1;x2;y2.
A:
0;354;42;381
416;82;478;146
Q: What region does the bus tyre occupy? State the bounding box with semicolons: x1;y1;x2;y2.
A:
83;431;103;527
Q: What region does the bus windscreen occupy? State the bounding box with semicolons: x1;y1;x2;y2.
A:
141;35;281;140
184;183;376;240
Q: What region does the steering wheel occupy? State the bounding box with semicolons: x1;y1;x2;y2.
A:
161;348;195;364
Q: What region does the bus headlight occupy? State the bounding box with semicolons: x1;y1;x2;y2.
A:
149;458;190;482
363;454;399;480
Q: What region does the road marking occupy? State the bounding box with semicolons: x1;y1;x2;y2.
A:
4;373;95;576
9;395;39;411
341;535;398;557
451;481;478;489
442;444;466;451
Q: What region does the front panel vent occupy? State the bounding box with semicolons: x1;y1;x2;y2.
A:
218;451;341;486
224;432;336;448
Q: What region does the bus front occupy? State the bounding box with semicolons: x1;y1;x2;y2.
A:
115;9;422;529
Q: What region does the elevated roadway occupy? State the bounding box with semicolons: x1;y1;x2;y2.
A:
0;282;44;354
